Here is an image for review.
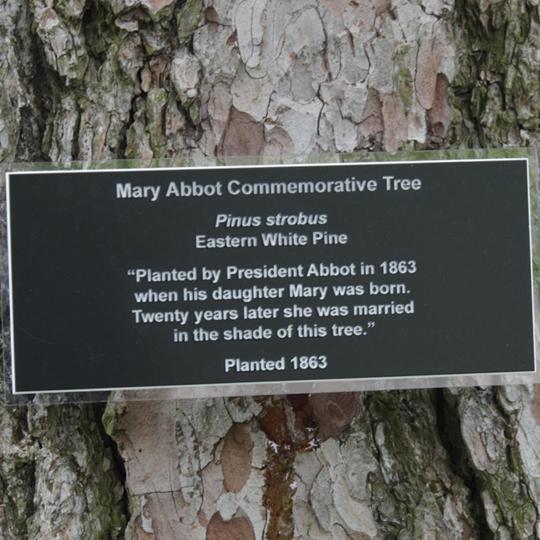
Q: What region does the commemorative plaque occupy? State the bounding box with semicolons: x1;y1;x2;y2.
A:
4;156;537;395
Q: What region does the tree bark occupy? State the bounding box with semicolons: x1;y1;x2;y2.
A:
1;0;540;538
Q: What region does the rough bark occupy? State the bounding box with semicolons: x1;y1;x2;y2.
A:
1;0;540;538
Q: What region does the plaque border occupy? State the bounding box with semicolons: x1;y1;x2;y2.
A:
2;149;539;402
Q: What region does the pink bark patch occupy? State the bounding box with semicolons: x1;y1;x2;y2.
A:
310;392;362;440
359;89;384;137
415;36;444;110
321;0;350;17
428;74;451;139
374;0;392;16
381;93;408;152
221;423;254;493
219;108;265;156
206;513;256;540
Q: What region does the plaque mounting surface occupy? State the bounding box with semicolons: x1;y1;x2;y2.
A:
3;151;539;399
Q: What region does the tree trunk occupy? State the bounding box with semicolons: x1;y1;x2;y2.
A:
1;0;540;538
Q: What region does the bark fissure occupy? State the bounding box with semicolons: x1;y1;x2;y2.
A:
434;389;493;539
95;403;132;537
